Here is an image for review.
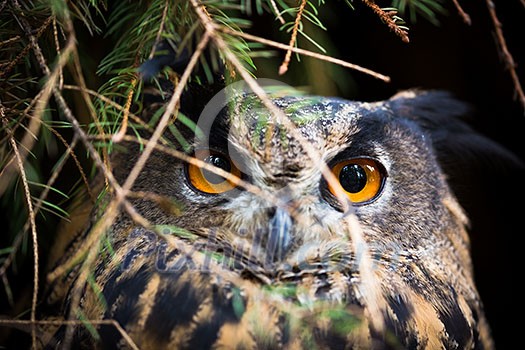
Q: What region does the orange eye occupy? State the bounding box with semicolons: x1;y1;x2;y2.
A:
187;150;241;194
328;158;385;204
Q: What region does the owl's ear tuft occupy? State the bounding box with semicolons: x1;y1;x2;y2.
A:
138;41;190;81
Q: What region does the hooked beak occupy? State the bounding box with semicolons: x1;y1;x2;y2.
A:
267;206;293;263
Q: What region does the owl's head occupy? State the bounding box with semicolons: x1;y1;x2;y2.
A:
107;86;518;347
173;90;456;270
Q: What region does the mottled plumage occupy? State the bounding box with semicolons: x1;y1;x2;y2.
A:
41;85;501;349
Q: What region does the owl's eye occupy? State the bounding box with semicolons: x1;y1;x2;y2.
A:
187;150;241;194
328;158;385;204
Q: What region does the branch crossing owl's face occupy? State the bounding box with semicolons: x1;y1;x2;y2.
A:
45;89;494;349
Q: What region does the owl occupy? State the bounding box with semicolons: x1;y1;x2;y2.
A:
39;77;506;349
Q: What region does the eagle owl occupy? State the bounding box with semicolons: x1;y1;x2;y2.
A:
41;78;502;349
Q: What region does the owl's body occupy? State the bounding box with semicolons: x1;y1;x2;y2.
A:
42;86;498;349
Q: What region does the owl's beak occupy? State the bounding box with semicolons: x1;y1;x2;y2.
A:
267;206;293;262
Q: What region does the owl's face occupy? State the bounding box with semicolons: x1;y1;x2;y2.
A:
168;94;455;276
108;90;490;348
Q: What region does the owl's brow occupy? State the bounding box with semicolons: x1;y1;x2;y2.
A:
89;134;282;206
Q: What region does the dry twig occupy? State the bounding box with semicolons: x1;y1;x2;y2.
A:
148;0;170;60
269;0;285;24
62;84;164;140
0;134;83;285
219;26;390;82
111;78;137;143
451;0;471;25
1;116;39;348
485;0;525;111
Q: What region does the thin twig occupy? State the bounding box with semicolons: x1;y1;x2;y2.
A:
485;0;525;111
279;0;307;75
0;88;46;147
1;117;39;348
45;128;94;202
269;0;285;24
70;47;111;188
0;35;21;47
114;39;144;143
1;274;14;306
219;26;390;82
0;0;7;16
62;84;162;140
148;0;170;59
111;77;137;143
0;135;81;282
0;105;25;283
451;0;471;25
52;17;64;89
360;0;409;43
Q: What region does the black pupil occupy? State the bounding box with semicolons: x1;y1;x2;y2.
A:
339;164;367;193
202;155;231;184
